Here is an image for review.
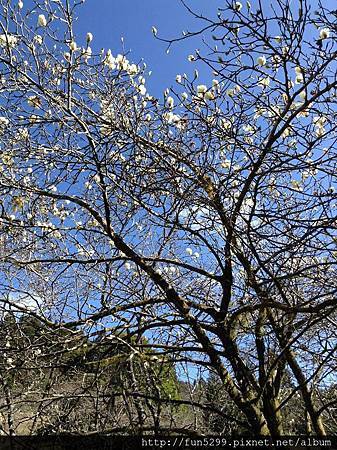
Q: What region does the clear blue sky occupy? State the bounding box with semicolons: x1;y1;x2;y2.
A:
76;0;221;96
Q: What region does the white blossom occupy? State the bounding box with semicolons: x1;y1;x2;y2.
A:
37;14;47;27
319;28;330;40
105;50;116;69
258;76;270;88
82;46;92;61
127;64;138;76
34;35;43;45
197;84;207;94
138;85;146;96
0;116;9;127
69;41;78;51
257;55;267;66
0;34;18;48
204;91;215;100
86;32;93;43
166;96;174;108
186;248;193;256
151;26;158;36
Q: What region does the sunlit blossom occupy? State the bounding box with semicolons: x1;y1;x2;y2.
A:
166;96;174;108
37;14;47;27
257;55;267;66
0;34;18;48
319;28;330;40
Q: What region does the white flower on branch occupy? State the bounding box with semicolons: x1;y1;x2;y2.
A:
319;28;330;40
197;84;207;94
37;14;47;27
34;35;43;45
258;76;270;88
257;56;267;66
0;116;9;127
166;96;174;109
69;41;78;51
82;46;92;61
0;34;18;48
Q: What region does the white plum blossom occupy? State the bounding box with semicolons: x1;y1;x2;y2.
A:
181;92;188;101
186;248;193;256
176;74;182;83
204;91;215;100
163;112;181;126
37;14;47;27
18;0;24;8
69;41;78;51
197;84;207;94
0;34;18;48
82;46;92;61
105;50;116;69
127;64;138;76
151;26;158;36
188;54;195;62
138;85;146;96
220;118;231;130
313;116;326;137
166;96;174;108
319;28;330;40
86;32;93;43
234;2;242;11
34;35;43;45
115;53;129;70
258;76;270;88
257;55;267;66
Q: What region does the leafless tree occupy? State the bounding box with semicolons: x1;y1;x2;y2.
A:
0;0;336;437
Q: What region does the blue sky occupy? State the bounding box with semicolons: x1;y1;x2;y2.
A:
74;0;221;96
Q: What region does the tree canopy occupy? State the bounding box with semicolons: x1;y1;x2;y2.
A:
0;0;336;437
